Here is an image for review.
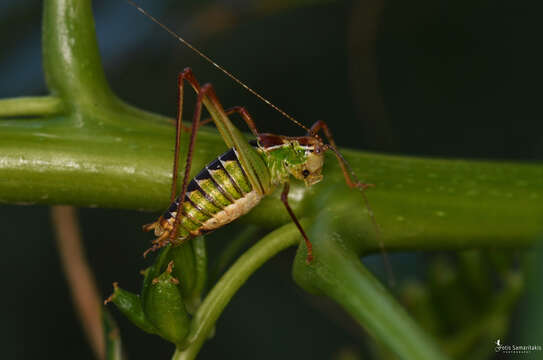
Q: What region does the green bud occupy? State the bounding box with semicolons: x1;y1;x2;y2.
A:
169;241;196;299
143;261;190;345
168;236;207;313
105;283;157;335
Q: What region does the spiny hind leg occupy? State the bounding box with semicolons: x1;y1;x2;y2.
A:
167;118;212;133
146;68;258;253
170;72;241;243
200;106;261;137
141;68;201;256
158;68;217;247
280;182;313;264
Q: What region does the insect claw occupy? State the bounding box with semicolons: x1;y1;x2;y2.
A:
142;246;156;258
143;230;172;257
305;253;314;264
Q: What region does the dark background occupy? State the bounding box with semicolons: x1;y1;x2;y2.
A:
1;0;542;359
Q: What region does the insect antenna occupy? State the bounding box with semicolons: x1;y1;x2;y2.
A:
125;0;310;133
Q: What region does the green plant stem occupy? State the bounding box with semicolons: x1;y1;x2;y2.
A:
306;241;447;360
0;96;65;117
211;225;261;281
2;0;543;357
43;0;116;110
292;192;450;360
103;310;124;360
172;223;302;360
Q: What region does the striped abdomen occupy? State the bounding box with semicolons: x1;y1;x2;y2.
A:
162;148;264;241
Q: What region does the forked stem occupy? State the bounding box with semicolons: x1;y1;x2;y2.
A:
172;222;304;360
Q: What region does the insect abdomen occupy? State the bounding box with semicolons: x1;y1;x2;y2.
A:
163;148;264;240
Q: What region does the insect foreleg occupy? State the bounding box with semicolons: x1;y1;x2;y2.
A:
308;120;337;148
310;119;395;283
280;182;313;264
309;120;372;190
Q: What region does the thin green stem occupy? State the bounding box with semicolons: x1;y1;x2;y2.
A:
172;222;302;360
0;96;65;118
211;225;260;281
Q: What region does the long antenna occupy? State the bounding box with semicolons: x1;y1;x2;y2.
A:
327;145;395;286
126;0;310;133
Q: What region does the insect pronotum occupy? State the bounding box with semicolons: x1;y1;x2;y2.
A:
127;0;391;270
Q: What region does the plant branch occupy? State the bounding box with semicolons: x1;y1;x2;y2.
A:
0;96;65;118
2;0;543;358
51;206;105;360
292;191;450;359
172;222;302;360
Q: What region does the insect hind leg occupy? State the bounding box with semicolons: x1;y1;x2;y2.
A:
142;68;202;256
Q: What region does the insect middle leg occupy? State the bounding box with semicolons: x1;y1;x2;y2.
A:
281;182;313;264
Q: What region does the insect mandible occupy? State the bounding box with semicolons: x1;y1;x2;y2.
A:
127;1;388;266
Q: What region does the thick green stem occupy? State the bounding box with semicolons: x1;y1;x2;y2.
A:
42;0;116;110
293;194;449;360
172;223;302;360
2;0;543;358
301;242;447;360
0;96;65;117
1;1;541;248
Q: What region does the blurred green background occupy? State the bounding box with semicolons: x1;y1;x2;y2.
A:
1;0;541;359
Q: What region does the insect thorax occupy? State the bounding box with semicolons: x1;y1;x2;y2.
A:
257;138;324;186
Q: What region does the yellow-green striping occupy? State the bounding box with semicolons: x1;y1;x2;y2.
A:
187;189;222;215
180;215;199;232
221;160;252;194
209;168;244;199
182;201;210;224
176;225;190;240
197;178;233;207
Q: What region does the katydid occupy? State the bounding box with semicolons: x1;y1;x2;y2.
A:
128;1;388;267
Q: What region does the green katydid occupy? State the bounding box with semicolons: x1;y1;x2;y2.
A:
128;1;388;267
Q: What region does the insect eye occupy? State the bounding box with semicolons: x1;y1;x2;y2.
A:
302;169;310;178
